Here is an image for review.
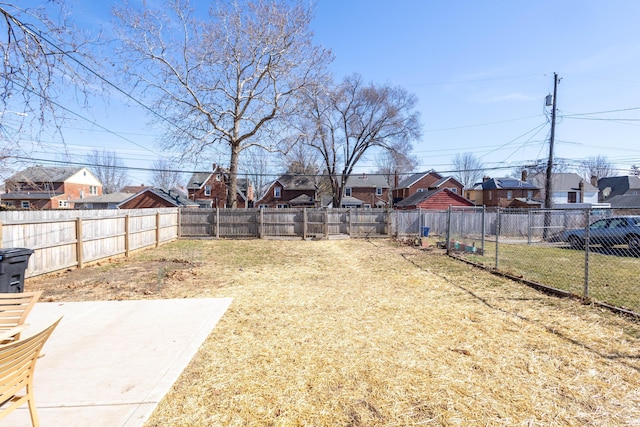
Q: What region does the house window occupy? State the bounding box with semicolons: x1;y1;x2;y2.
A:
507;190;513;200
364;204;371;209
449;188;457;194
204;185;211;196
527;190;533;199
89;186;98;195
274;187;282;198
375;187;382;196
58;200;69;208
215;174;222;181
276;204;287;208
258;204;269;209
345;188;352;197
417;188;426;193
21;201;29;209
568;191;577;203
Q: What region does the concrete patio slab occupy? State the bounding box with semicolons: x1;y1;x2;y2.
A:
2;297;232;427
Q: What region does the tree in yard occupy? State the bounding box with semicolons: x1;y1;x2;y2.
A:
150;158;183;190
631;165;640;176
298;74;421;207
85;149;129;194
375;150;418;188
451;152;484;189
113;0;332;208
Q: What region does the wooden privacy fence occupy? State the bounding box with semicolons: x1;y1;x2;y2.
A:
0;208;179;278
179;208;392;239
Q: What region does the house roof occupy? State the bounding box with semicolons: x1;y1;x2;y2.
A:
1;192;63;200
276;174;317;190
288;194;315;206
432;176;463;188
482;177;539;190
6;166;87;183
120;187;199;208
606;194;640;208
186;172;214;190
121;185;150;193
345;174;389;189
71;192;131;204
396;170;440;189
394;188;473;208
529;173;597;192
599;175;640;199
341;196;364;206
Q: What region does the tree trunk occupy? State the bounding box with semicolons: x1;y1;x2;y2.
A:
228;144;240;208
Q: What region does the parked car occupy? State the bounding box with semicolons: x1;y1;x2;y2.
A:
559;216;640;250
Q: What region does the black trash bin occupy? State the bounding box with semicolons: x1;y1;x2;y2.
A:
0;248;34;293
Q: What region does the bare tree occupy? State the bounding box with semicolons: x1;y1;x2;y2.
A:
375;150;418;188
579;155;614;181
85;149;129;194
631;165;640;176
114;0;332;208
452;152;484;189
150;158;182;190
298;74;421;207
0;2;95;132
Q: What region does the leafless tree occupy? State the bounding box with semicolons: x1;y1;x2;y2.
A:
85;149;129;194
113;0;332;208
375;150;418;188
298;74;421;207
452;152;484;189
0;2;95;133
579;155;614;181
631;165;640;176
150;158;183;190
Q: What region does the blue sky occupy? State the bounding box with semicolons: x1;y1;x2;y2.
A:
11;0;640;184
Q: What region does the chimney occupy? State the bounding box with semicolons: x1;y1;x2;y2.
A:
212;163;217;171
590;175;598;186
521;170;528;182
579;180;585;203
483;176;490;183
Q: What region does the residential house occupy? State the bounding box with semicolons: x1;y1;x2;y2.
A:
73;192;132;209
528;172;599;208
480;177;542;208
341;174;390;208
464;182;484;206
255;174;317;208
393;171;464;204
118;187;199;209
598;175;640;204
186;165;254;208
394;188;475;210
2;166;102;210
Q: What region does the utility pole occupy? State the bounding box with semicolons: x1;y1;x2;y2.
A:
544;72;559;209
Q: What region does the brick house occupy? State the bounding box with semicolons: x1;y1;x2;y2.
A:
255;174;317;208
2;166;103;210
186;165;254;208
394;188;475;210
393;171;464;204
341;174;390;208
480;177;541;208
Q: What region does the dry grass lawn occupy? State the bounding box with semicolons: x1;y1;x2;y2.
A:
26;239;640;426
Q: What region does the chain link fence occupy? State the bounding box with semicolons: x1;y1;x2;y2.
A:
445;206;640;316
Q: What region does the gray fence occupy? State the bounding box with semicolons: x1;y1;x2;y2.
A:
443;206;640;316
0;208;179;277
180;208;391;238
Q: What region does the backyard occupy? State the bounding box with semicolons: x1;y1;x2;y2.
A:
26;239;640;426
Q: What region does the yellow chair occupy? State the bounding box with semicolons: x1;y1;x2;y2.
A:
0;291;42;343
0;317;61;427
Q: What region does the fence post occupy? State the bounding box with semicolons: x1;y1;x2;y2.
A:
155;212;161;247
324;209;329;238
0;221;3;248
177;208;181;238
125;214;130;258
481;206;486;254
495;208;501;270
584;208;591;298
445;206;451;255
303;208;307;239
527;210;532;245
259;208;264;239
76;217;83;269
215;208;220;239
